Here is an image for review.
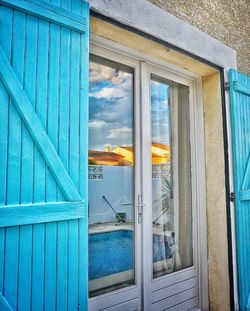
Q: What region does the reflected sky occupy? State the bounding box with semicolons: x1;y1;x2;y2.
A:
151;79;170;145
89;59;133;151
89;59;170;150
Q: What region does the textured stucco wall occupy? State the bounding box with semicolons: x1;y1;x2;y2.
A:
203;73;231;311
149;0;250;75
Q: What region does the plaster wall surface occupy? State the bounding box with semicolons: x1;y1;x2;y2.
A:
203;73;231;311
150;0;250;75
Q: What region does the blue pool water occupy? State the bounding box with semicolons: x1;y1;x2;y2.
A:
89;230;134;280
89;230;175;280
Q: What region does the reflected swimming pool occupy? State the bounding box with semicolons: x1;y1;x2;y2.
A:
89;229;175;280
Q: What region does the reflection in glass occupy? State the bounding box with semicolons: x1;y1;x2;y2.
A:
151;76;193;278
88;55;135;297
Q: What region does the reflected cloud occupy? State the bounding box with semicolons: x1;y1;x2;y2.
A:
107;126;132;140
89;60;133;151
89;120;107;129
90;62;130;84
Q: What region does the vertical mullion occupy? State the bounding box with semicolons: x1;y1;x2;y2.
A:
140;62;153;310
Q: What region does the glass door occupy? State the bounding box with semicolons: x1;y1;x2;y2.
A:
141;63;199;311
88;48;142;311
88;45;200;311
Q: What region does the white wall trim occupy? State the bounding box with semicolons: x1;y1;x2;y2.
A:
89;0;237;70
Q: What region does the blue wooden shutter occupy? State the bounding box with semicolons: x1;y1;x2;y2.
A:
0;1;89;310
230;69;250;311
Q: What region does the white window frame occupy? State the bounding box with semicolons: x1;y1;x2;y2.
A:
89;35;208;310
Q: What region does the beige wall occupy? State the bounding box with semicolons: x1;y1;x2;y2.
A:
203;73;230;311
150;0;250;75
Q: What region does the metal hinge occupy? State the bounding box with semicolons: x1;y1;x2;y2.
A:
225;82;230;91
137;194;145;224
230;192;235;202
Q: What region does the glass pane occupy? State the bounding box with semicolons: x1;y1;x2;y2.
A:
88;55;135;297
151;76;193;279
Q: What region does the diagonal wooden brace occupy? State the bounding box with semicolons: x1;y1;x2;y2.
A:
0;293;13;311
0;47;81;202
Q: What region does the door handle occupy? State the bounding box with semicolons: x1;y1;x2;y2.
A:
137;194;145;224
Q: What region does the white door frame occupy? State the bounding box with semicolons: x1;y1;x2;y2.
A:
140;62;200;310
89;37;208;310
88;43;143;311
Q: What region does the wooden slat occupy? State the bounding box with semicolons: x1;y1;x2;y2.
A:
0;201;85;227
68;29;81;310
0;230;4;293
44;19;60;311
20;15;37;204
0;47;81;202
0;9;12;298
18;16;37;311
33;18;49;203
79;3;89;311
79;218;88;311
57;221;68;311
68;220;79;310
56;23;70;311
71;0;82;14
32;223;45;311
4;11;26;311
1;0;86;33
4;227;19;310
46;22;60;201
32;19;50;311
234;81;250;97
0;5;11;308
44;223;57;311
69;32;81;189
58;26;70;201
67;29;80;309
18;225;32;311
0;6;13;206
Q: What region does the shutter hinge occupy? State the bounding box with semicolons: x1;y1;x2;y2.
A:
225;82;230;91
230;192;235;202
